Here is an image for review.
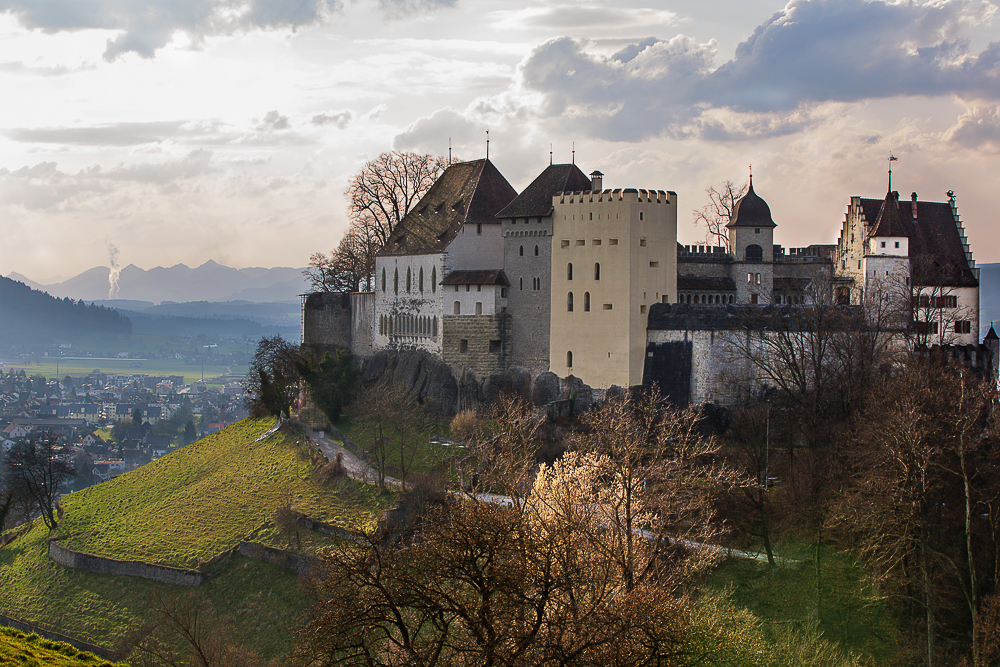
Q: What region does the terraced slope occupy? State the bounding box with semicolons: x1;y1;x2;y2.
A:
0;627;122;666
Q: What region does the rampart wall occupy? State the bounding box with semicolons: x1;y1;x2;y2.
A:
48;540;203;586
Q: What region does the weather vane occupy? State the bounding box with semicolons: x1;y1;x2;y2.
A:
888;153;898;191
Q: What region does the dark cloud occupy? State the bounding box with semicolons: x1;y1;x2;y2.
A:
311;110;353;128
0;0;336;61
517;0;1000;141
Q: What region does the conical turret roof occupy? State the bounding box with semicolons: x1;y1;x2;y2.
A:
870;190;907;238
727;176;776;228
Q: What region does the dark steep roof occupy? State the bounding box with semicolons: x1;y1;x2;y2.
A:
378;159;517;257
858;194;977;287
496;164;592;219
728;177;776;228
870;191;907;237
440;269;510;287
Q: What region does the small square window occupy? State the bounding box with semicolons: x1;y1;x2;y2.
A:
639;211;644;221
881;241;886;248
609;239;618;245
639;238;647;247
755;228;760;234
603;303;613;310
489;340;501;354
561;240;570;248
576;239;585;246
640;305;646;314
649;261;659;268
895;241;900;248
592;239;601;245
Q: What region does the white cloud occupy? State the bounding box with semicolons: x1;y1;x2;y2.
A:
945;103;1000;150
311;109;354;128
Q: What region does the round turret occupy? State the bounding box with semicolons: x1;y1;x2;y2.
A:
728;177;776;228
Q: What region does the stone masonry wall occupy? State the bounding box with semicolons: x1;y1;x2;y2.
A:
351;292;375;357
302;292;352;351
48;540;203;586
441;314;511;379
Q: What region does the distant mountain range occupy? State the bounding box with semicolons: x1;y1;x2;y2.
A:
9;260;311;304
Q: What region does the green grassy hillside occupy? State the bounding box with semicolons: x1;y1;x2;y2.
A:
0;626;122;666
57;418;393;567
0;418;395;658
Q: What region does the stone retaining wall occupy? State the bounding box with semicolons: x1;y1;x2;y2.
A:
48;540;203;587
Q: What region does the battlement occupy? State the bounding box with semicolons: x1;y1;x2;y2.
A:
553;189;674;205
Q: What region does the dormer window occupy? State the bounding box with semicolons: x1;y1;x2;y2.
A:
434;203;444;214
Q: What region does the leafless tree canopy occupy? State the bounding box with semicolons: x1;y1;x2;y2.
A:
3;438;75;530
692;180;748;252
307;152;448;293
296;393;738;666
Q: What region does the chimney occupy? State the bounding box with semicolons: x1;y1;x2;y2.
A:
590;170;604;192
911;192;918;220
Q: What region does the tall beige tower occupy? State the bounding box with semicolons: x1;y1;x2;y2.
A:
549;187;678;388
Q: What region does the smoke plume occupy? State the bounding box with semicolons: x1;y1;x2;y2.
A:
107;241;121;299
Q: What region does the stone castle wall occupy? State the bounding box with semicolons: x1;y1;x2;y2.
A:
441;314;511;380
301;292;352;351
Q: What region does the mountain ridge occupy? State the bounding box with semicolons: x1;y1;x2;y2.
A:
17;261;311;304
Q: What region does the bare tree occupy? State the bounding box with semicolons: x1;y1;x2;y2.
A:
349;378;433;489
3;438;75;530
307;152;447;293
243;336;301;420
692;180;748;252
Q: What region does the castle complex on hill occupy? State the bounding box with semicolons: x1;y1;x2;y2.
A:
302;157;992;408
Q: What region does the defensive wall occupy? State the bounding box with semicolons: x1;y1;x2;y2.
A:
48;539;203;586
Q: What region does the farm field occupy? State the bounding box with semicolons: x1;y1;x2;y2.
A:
0;626;122;666
0;357;245;387
57;418;395;567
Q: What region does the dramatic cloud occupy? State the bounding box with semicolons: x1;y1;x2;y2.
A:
0;0;336;61
515;0;1000;141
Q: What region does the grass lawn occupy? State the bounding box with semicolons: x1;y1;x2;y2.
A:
708;543;897;663
56;418;395;568
0;522;307;659
0;626;122;666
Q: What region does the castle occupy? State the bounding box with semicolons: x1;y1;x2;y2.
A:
302;158;991;410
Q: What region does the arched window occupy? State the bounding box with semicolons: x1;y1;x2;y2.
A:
406;267;411;292
394;269;399;294
431;266;437;293
745;244;763;262
567;263;573;280
534;245;539;256
594;262;601;280
475;302;483;315
567;292;574;312
379;315;384;335
454;301;460;314
519;245;524;256
567;350;573;367
419;267;424;292
432;317;438;337
584;292;590;311
381;268;386;292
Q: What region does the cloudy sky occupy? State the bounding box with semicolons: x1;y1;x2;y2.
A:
1;0;999;283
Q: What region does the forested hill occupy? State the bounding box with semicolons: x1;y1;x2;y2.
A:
0;275;132;345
